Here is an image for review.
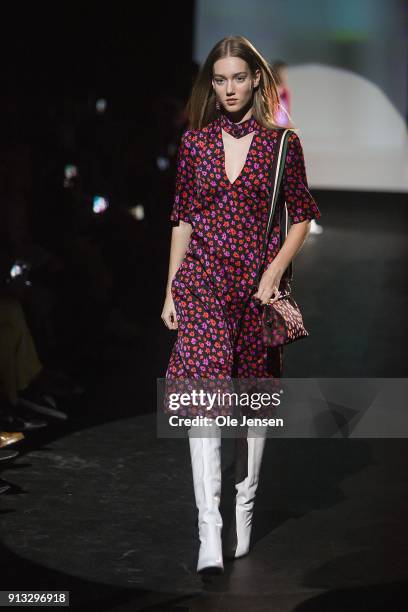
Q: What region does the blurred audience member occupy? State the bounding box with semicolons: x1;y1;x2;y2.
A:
272;60;292;127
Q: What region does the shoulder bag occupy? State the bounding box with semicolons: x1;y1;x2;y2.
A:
255;128;309;348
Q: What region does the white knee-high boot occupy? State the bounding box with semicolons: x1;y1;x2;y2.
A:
224;425;267;559
188;421;224;573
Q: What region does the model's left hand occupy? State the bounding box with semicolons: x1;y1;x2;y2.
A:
253;264;284;305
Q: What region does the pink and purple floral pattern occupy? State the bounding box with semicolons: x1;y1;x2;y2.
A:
164;112;321;418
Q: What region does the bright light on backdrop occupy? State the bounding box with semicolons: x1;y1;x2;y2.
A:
194;0;408;192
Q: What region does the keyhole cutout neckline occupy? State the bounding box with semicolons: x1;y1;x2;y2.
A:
217;111;259;187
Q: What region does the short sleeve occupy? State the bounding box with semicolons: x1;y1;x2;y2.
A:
170;130;196;226
282;131;321;224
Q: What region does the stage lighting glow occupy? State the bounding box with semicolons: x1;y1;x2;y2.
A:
93;196;109;214
96;98;107;113
64;164;78;179
10;263;25;278
130;205;145;220
157;156;170;171
63;164;78;188
8;260;31;285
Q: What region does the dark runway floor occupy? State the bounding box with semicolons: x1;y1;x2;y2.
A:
1;190;407;611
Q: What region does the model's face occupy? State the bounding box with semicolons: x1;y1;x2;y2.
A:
212;56;260;112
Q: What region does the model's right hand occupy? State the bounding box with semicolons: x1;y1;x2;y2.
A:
161;291;178;330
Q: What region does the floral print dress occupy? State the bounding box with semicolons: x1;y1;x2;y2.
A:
164;110;321;418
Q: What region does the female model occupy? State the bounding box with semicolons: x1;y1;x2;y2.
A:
161;35;321;574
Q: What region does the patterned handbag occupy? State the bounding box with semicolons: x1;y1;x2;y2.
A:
256;128;309;348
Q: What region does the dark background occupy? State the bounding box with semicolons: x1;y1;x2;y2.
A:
0;3;197;376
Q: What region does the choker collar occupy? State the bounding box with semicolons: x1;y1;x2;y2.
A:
218;110;258;138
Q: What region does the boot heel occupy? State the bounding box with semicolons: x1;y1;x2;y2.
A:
197;524;224;574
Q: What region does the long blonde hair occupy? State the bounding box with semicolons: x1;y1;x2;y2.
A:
186;36;286;130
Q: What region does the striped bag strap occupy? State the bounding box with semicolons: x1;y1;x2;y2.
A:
255;128;293;287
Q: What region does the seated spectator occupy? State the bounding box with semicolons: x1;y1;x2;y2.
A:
0;430;24;448
0;295;67;431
